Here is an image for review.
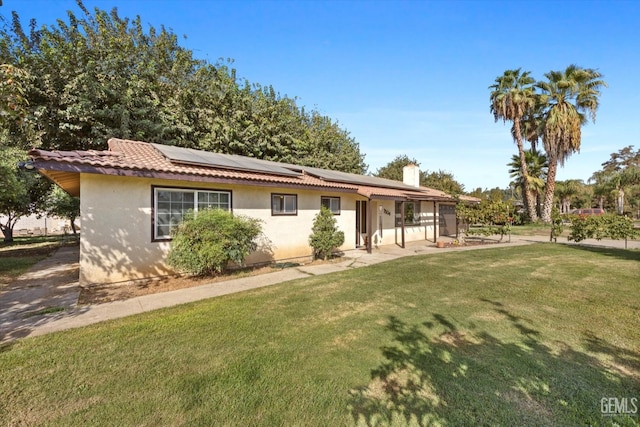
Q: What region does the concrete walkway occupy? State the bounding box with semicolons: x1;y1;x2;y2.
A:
1;235;637;343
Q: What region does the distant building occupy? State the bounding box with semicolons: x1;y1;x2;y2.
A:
1;214;77;236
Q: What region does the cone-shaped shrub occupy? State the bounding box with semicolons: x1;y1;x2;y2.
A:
309;206;345;260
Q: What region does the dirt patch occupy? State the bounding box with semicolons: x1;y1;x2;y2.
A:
78;256;348;305
438;239;504;248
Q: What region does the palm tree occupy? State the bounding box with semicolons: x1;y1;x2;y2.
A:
554;179;583;213
508;148;547;217
607;167;640;214
536;65;607;223
490;69;539;221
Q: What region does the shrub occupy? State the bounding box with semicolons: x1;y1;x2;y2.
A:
568;213;638;243
309;206;345;260
167;209;263;276
549;207;564;242
456;200;513;241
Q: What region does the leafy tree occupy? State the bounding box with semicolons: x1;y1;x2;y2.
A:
0;64;29;129
309;206;345;260
600;145;640;173
490;69;539;221
0;2;366;173
374;155;420;182
536;65;607;222
422;170;465;195
167;209;264;276
374;155;464;194
45;186;80;235
0;147;50;242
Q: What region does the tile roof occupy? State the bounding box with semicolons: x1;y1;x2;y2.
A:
30;138;358;190
29;138;457;201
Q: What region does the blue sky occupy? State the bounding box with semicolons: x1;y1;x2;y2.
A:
4;0;639;191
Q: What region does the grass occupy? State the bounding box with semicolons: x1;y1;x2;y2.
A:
510;222;563;237
1;243;639;426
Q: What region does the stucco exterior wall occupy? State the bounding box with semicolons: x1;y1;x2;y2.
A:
79;174;362;284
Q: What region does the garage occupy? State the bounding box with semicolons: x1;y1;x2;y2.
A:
439;204;457;236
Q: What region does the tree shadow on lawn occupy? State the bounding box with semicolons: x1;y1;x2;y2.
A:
348;304;639;426
562;243;640;262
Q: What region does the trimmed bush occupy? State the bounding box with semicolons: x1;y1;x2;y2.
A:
309;206;345;260
568;213;638;243
167;209;263;276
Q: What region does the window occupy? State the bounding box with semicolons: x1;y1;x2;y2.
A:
395;201;421;226
321;196;341;215
154;187;231;239
272;194;297;215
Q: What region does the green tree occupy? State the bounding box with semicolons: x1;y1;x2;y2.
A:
600;145;640;173
374;156;464;194
374;155;420;182
309;206;345;260
0;2;366;173
490;69;539;221
0;147;50;242
508;148;547;217
607;167;640;215
554;179;583;213
45;186;80;235
0;64;29;129
590;146;640;214
536;65;607;223
421;170;465;195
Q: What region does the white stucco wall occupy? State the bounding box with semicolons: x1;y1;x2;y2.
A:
79;174;362;284
79;174;442;285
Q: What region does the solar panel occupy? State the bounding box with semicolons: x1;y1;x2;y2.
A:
151;144;302;177
299;166;421;191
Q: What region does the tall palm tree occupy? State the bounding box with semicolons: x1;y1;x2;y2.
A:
490;69;539;221
536;65;607;223
508;148;547;217
554;179;583;213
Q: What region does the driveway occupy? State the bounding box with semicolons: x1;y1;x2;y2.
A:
0;245;82;343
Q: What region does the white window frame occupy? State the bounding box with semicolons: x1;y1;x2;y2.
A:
272;193;297;216
321;196;341;215
153;187;231;240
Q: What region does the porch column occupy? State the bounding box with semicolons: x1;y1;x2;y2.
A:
433;201;437;243
400;200;405;248
367;198;373;254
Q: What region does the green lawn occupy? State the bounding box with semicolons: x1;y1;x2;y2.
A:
1;244;639;426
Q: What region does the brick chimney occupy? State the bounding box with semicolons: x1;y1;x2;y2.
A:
403;164;420;188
